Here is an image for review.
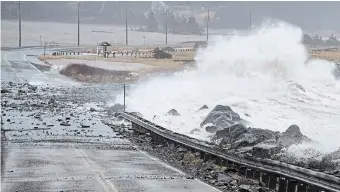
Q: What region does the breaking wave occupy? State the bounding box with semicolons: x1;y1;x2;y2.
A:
115;21;340;153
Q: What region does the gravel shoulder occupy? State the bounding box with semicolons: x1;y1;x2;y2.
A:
1;82;221;192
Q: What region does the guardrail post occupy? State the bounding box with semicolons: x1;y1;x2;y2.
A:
154;134;163;144
297;182;307;192
269;174;278;190
278;177;287;192
200;151;205;160
216;157;222;166
287;179;298;192
222;159;228;168
233;163;240;171
262;173;270;187
203;153;210;162
254;170;261;180
239;166;247;176
210;155;217;163
246;168;254;179
227;161;234;170
306;185;319;192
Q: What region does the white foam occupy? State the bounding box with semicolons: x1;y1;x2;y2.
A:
115;21;340;153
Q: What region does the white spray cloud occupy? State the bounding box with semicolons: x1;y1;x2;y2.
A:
115;21;340;153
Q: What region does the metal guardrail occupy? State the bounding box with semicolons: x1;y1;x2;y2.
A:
118;112;340;192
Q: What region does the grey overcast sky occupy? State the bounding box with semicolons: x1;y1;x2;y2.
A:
1;1;340;32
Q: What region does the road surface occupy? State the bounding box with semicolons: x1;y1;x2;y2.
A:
1;47;220;192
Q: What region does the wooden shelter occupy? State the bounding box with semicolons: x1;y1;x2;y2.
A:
99;41;112;58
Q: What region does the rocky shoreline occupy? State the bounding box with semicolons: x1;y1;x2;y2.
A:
2;81;339;192
162;106;340;176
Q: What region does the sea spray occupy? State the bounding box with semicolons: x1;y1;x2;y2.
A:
115;21;340;154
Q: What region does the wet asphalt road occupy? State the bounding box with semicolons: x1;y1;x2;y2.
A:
1;48;220;192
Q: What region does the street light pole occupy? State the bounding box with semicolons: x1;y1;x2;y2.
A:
77;2;80;46
249;11;252;35
165;10;168;44
206;8;209;42
40;34;42;46
125;8;128;45
43;42;46;58
18;1;22;47
123;84;126;112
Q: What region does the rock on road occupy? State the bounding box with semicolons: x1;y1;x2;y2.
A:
1;47;220;192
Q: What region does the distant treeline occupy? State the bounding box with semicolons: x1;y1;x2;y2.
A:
303;34;340;46
138;10;203;35
2;1;340;32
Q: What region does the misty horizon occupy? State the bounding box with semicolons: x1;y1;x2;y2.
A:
2;1;340;34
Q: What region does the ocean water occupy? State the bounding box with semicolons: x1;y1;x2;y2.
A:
1;20;205;47
115;21;340;155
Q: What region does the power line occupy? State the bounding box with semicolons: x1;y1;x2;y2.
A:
126;8;128;45
18;1;21;47
249;11;252;35
77;2;80;46
206;8;209;42
165;10;168;44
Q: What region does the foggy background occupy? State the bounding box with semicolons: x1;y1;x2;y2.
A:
2;1;340;33
2;1;340;47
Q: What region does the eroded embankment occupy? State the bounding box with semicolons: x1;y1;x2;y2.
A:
59;64;138;83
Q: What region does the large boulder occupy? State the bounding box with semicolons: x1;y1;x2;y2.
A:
167;109;180;116
198;105;209;111
205;125;217;133
215;124;248;148
215;124;248;140
278;124;312;147
231;128;279;149
200;105;241;131
251;143;282;158
216;126;278;149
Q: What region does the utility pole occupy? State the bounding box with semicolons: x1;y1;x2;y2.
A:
18;1;22;47
249;11;252;35
123;84;126;112
301;17;304;32
43;42;46;58
40;34;42;46
206;8;209;42
77;2;80;46
165;10;168;44
125;8;128;45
